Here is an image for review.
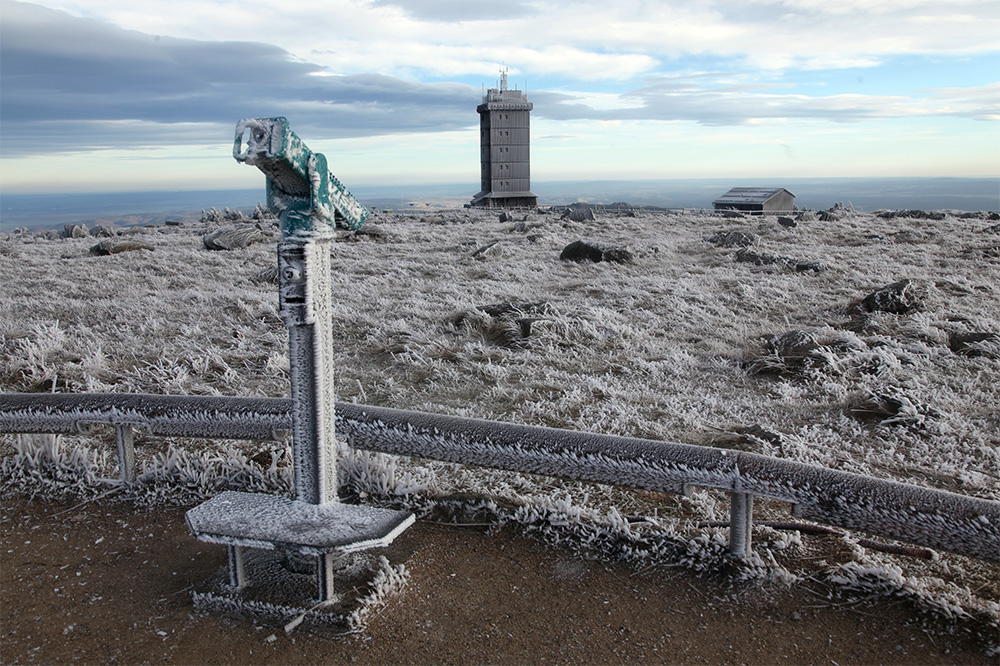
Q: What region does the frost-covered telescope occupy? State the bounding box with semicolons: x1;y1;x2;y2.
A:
186;118;412;605
233;116;368;235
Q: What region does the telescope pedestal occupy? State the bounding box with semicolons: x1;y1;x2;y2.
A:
187;121;412;624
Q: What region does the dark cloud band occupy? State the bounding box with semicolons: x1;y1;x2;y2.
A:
0;1;478;155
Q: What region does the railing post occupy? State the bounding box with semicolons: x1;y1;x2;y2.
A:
317;552;336;601
227;544;246;589
729;492;753;557
113;425;136;485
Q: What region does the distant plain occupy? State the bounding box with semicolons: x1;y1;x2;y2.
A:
2;177;997;232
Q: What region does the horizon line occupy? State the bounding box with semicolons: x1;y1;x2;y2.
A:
3;174;999;198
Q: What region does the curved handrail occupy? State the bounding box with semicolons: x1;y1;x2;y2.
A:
1;392;997;562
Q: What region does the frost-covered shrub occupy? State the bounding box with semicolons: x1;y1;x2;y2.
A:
134;444;292;504
847;388;940;428
200;207;246;224
337;443;434;503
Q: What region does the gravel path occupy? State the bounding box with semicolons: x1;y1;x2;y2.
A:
2;497;995;665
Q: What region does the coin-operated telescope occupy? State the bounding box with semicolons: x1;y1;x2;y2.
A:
187;119;411;607
233;116;368;237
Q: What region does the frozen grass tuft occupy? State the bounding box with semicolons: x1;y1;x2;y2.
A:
0;434;106;499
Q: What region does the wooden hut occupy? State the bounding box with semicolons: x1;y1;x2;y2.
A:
713;188;795;214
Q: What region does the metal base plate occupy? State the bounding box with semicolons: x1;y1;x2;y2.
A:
186;491;414;555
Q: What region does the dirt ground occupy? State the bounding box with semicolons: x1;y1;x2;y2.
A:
1;496;997;665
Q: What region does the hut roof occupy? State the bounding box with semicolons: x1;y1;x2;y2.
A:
713;187;794;206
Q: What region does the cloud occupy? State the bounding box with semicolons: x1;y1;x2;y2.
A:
22;0;999;83
532;75;1000;126
0;1;480;156
1;0;996;168
919;82;1000;121
370;0;538;22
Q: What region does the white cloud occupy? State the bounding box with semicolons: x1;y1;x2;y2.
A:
27;0;998;79
919;82;1000;121
534;76;1000;126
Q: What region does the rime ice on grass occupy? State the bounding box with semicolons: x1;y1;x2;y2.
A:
2;206;999;626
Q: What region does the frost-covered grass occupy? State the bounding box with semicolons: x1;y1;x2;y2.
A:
1;208;998;635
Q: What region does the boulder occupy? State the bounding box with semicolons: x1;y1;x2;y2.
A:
203;226;266;251
563;208;596;222
777;216;797;228
472;240;504;259
949;332;1000;358
560;240;634;264
877;209;947;221
794;260;824;273
860;279;924;314
513;220;544;233
62;224;88;238
89;239;155;256
90;224;119;238
732;247;824;272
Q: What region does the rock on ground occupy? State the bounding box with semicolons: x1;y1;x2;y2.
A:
560;239;634;264
89;239;155;256
203;226;267;251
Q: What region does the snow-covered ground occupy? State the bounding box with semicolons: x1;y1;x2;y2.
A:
1;206;998;630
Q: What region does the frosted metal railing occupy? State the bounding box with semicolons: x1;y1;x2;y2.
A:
1;391;997;562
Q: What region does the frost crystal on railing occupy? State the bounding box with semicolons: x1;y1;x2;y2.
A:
2;392;998;563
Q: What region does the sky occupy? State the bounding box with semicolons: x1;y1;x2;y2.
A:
1;0;998;194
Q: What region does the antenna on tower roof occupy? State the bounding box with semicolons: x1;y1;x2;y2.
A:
500;64;508;91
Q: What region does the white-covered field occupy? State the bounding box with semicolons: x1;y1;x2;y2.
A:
1;206;998;631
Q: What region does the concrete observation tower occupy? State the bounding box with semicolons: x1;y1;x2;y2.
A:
471;69;538;208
